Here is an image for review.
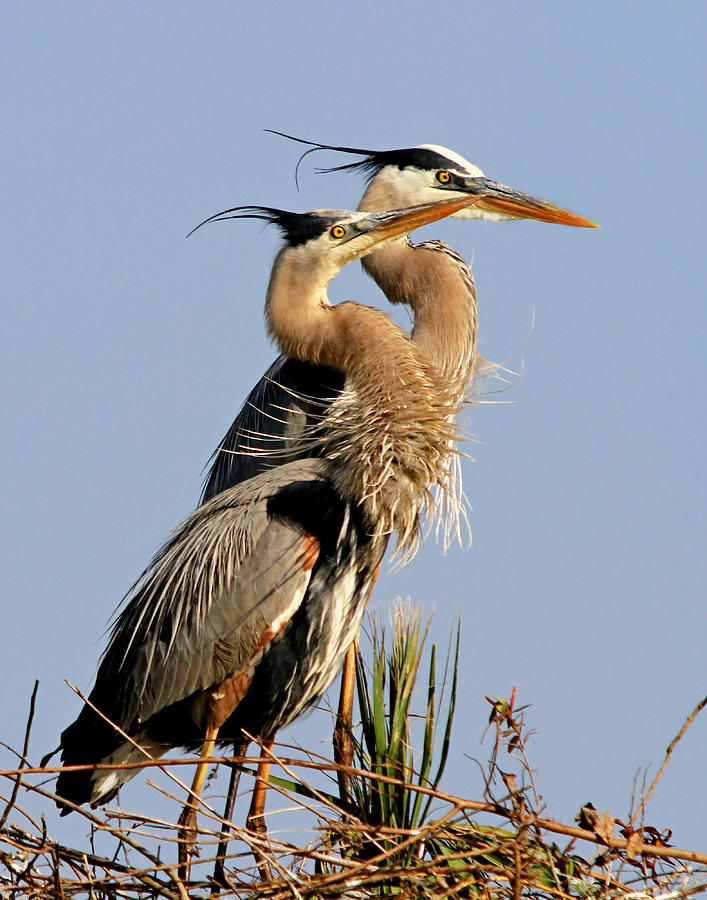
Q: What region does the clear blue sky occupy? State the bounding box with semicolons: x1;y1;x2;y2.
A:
2;1;705;853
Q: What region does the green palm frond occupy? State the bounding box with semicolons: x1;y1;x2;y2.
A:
342;604;459;858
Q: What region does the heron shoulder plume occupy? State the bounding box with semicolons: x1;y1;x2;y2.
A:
282;300;460;556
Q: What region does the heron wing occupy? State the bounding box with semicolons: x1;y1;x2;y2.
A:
99;459;327;731
201;355;345;501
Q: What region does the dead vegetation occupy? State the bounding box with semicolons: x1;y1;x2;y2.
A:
1;610;705;899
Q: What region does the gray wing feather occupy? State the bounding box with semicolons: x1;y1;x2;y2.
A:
103;459;327;729
201;356;345;502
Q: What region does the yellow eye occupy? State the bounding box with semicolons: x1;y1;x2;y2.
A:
330;224;347;239
436;170;452;184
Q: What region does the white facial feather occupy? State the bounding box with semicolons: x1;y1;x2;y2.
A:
369;147;516;223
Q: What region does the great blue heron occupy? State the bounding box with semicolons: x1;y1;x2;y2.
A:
55;194;490;875
198;136;599;827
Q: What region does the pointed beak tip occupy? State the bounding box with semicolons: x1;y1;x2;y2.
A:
573;216;600;229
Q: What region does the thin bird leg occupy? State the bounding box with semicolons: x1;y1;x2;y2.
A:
178;724;220;880
333;561;381;804
212;738;249;892
246;737;275;880
333;637;358;804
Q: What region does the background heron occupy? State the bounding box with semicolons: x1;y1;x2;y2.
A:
199;136;598;809
55;194;482;875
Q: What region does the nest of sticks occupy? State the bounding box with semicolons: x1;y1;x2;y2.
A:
2;609;705;899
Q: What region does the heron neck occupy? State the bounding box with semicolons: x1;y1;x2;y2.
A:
265;257;456;551
361;238;477;391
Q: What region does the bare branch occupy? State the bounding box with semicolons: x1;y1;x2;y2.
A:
0;679;39;830
631;695;707;825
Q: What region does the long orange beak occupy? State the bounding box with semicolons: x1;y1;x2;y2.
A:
458;176;598;227
355;194;500;244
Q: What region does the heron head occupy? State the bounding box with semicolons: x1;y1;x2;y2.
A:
268;131;598;229
187;194;487;285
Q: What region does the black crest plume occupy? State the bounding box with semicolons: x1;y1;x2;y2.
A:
266;129;458;190
187;205;335;247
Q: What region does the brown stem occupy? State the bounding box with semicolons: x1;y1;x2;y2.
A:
631;694;707;826
0;680;39;830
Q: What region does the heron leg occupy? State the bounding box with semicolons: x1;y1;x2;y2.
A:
178;725;219;881
333;637;358;803
212;738;249;892
246;737;275;880
333;563;381;803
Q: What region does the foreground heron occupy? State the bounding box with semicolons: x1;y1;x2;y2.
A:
56;194;489;875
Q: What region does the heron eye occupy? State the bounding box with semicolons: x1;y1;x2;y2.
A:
330;224;347;239
436;170;452;185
